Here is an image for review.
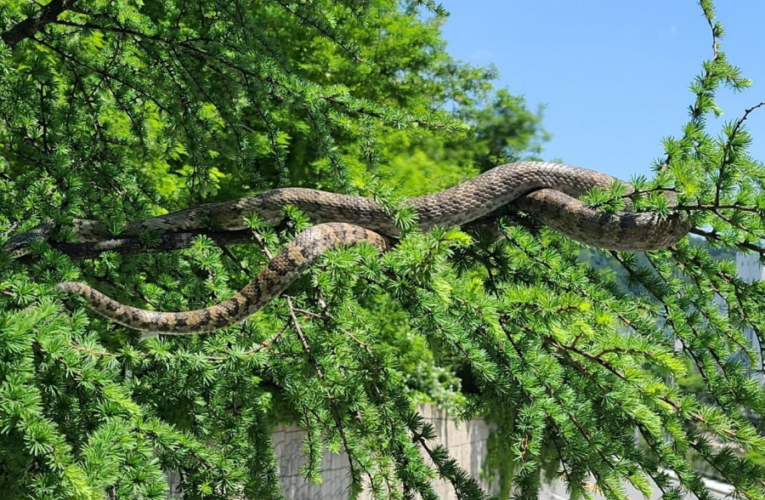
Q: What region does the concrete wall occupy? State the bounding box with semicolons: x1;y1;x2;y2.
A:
165;404;498;500
163;404;735;500
272;404;498;500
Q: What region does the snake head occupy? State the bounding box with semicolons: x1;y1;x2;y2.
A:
4;222;55;259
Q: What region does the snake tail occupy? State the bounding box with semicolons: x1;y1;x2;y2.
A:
57;223;387;334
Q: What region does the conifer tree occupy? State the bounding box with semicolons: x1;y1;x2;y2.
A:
1;1;764;499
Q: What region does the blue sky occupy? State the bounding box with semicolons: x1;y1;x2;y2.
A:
438;1;765;181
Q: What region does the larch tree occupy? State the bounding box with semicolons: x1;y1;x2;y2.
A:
1;1;765;499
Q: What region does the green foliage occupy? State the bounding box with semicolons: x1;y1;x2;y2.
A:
1;1;765;499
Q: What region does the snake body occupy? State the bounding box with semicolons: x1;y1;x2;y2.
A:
57;224;387;334
7;161;690;334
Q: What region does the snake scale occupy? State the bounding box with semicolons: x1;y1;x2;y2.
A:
7;161;690;334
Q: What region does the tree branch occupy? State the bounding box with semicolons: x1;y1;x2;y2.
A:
15;229;259;263
1;0;79;48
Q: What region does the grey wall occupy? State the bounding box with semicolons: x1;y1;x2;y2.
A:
165;404;498;500
272;404;498;500
163;403;734;500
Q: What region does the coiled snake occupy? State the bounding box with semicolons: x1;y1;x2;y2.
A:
6;161;690;334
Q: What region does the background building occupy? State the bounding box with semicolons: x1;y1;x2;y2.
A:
734;251;763;381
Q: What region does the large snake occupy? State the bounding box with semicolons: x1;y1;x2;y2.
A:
6;161;690;334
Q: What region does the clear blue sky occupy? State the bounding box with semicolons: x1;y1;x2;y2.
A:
438;1;765;181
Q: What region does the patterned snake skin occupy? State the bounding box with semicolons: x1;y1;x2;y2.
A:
7;161;690;334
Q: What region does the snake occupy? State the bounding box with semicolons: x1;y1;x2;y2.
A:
6;161;690;334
